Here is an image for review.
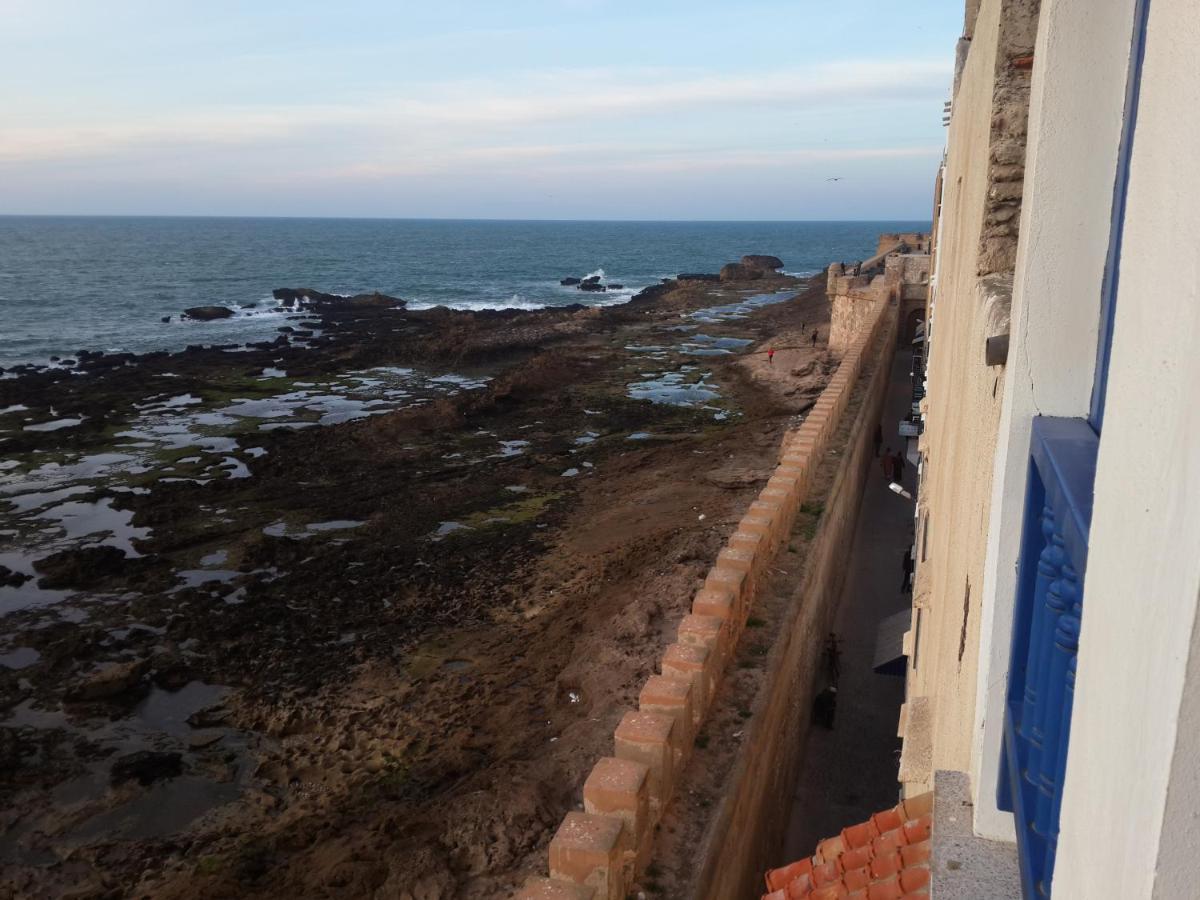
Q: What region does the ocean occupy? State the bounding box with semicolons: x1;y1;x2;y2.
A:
0;217;927;368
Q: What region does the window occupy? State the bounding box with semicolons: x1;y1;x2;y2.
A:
998;419;1097;897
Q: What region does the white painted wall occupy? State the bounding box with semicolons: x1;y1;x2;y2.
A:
969;0;1137;841
1054;1;1200;895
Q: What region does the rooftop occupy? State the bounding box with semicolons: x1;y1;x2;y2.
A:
763;793;932;900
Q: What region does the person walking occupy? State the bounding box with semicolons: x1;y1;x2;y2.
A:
881;446;894;482
893;449;907;485
811;329;819;347
767;347;775;366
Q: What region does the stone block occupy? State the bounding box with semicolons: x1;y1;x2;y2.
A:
716;544;757;576
759;486;794;520
583;756;650;872
549;811;626;900
693;585;737;623
639;674;694;754
516;877;597;899
728;529;765;556
614;711;677;818
661;642;714;721
678;612;729;672
704;564;747;604
739;512;775;543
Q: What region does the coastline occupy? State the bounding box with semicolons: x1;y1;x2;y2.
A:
1;266;833;897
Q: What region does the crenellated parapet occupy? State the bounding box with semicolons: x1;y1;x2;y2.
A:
516;287;897;900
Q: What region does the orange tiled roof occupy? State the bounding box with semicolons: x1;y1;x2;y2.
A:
762;793;933;900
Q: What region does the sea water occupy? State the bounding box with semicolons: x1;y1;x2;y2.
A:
0;217;927;367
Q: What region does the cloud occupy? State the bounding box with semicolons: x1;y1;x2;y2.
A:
0;58;949;166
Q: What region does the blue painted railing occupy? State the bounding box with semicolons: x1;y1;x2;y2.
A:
998;417;1098;898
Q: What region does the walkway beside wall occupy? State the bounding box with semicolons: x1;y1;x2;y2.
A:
780;345;915;860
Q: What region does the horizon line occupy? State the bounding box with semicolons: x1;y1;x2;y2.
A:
0;213;932;225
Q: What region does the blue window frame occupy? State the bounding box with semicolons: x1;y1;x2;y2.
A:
998;418;1098;898
1090;0;1152;430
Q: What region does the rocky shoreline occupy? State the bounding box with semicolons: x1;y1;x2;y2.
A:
0;264;831;898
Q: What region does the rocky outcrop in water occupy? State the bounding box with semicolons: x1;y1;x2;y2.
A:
741;254;784;271
719;263;764;282
677;273;720;282
560;277;581;286
272;288;405;309
183;306;235;321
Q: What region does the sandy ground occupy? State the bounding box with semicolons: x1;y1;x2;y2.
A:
0;274;832;899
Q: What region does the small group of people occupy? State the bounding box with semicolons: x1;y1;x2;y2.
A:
763;331;820;367
764;328;821;366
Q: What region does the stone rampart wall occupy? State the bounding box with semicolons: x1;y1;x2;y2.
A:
517;299;897;900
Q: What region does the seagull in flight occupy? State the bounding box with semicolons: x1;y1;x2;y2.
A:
826;176;844;182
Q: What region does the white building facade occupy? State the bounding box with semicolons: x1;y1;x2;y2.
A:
910;0;1200;896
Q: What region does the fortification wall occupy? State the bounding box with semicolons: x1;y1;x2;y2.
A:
830;252;928;353
876;232;931;256
692;305;898;900
517;298;897;900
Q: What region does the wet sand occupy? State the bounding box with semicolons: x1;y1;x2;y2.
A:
0;271;832;898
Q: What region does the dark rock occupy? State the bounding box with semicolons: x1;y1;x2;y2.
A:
182;306;236;321
608;283;624;290
740;254;784;271
188;731;224;750
581;275;601;285
677;273;720;282
578;283;607;293
161;316;172;323
0;564;30;592
719;263;764;282
278;327;295;334
272;288;405;309
111;750;182;785
344;292;402;309
67;659;148;701
34;546;131;590
0;565;31;588
273;287;333;304
187;704;231;728
559;277;582;286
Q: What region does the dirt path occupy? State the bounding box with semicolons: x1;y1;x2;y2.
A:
0;274;832;898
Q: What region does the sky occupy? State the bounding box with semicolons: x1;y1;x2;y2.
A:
0;1;963;220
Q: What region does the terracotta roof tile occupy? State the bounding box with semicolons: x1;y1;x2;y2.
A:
762;794;933;900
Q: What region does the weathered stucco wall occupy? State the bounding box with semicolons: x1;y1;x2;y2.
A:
970;0;1135;841
904;0;1011;795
